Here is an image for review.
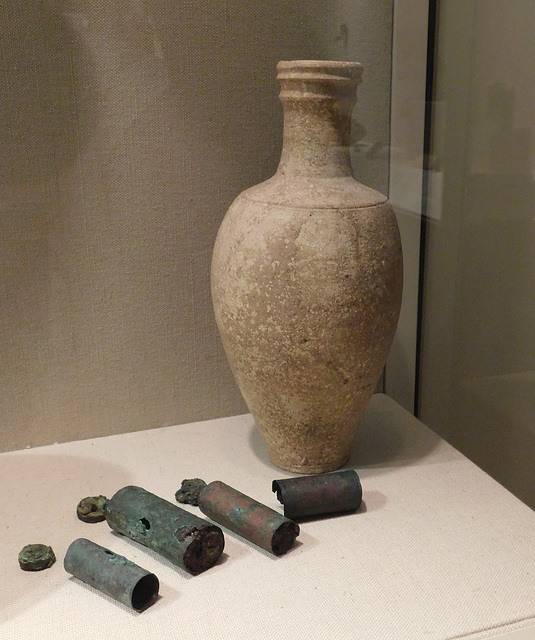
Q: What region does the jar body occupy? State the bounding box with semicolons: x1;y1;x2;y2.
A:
211;61;403;473
212;182;402;473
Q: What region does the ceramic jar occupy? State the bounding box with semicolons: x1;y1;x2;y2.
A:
211;61;403;473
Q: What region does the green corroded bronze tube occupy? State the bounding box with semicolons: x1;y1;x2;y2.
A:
104;486;224;575
198;481;299;556
272;469;362;519
64;538;159;612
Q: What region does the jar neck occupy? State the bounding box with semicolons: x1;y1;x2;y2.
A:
275;61;363;179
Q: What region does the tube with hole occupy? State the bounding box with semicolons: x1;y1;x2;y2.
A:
198;481;299;555
104;485;225;575
64;538;159;612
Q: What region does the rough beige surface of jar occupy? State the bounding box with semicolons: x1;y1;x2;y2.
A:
211;61;403;473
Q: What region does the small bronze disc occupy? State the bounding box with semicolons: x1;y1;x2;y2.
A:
18;544;56;571
175;478;207;506
76;495;109;523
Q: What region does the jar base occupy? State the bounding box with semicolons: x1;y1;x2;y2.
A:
267;449;350;475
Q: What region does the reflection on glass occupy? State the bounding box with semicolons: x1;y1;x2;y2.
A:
419;0;535;508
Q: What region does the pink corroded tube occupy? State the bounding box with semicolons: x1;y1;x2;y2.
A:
198;481;299;556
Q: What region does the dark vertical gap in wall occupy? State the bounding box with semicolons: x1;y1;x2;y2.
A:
414;0;439;417
386;0;396;202
382;0;396;395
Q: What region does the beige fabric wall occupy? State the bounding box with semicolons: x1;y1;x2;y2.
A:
0;1;393;451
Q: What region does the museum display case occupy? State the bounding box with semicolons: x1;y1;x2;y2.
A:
1;2;534;638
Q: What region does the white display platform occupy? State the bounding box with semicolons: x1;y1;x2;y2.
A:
2;394;534;640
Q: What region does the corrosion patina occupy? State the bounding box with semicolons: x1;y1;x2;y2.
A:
175;478;207;506
18;544;56;571
64;538;159;611
198;480;299;555
104;485;224;575
77;495;109;523
272;468;362;519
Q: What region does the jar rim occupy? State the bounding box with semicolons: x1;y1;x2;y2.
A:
276;60;363;84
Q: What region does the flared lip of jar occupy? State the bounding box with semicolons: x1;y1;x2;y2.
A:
276;60;363;84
